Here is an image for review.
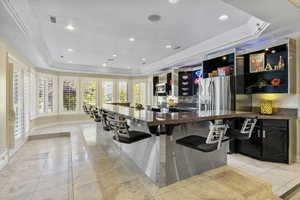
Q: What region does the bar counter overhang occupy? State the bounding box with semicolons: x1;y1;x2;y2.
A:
98;104;293;187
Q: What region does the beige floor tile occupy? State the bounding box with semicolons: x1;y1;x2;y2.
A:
0;179;38;199
73;181;104;200
31;185;69;200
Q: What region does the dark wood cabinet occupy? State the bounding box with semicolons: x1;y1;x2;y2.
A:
234;119;289;163
262;120;289;163
153;76;159;96
178;71;193;96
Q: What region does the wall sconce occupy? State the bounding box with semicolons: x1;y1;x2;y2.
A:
260;101;273;115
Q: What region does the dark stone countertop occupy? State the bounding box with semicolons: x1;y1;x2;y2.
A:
101;104;297;126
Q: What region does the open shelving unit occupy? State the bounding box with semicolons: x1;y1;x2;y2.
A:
236;39;296;94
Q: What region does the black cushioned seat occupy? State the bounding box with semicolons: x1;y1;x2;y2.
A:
176;135;230;152
113;131;151;144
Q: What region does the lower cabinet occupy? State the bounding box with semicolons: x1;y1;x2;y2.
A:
233;119;289;163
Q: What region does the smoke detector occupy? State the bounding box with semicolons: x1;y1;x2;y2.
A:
289;0;300;8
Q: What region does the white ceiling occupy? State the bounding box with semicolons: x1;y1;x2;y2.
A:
1;0;299;75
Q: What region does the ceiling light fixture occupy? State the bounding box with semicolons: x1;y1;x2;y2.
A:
66;24;75;31
68;61;73;63
165;45;172;49
112;54;117;58
129;37;135;42
67;48;73;52
218;14;229;21
102;63;107;67
169;0;180;4
141;58;146;61
127;66;131;69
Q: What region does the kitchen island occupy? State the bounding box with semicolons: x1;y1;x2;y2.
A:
99;104;295;187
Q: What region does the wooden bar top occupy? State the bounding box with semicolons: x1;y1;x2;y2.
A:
101;104;296;126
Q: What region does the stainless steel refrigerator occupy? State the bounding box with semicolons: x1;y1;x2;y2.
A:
198;76;235;111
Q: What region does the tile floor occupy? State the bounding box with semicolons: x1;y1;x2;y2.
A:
0;122;292;200
228;153;300;196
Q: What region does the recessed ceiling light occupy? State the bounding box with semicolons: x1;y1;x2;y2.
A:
218;14;229;21
112;54;117;58
102;63;107;67
67;48;73;52
141;58;146;61
271;50;276;54
66;24;75;31
265;48;269;51
169;0;180;4
165;45;172;49
129;37;135;42
68;61;73;63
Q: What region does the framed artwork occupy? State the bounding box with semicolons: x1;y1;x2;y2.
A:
250;53;265;73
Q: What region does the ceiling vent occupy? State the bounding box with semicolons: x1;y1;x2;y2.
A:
289;0;300;8
50;16;56;23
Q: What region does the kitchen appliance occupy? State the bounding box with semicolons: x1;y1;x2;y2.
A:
199;76;233;111
155;83;167;95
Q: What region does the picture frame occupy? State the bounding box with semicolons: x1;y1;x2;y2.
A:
250;53;265;73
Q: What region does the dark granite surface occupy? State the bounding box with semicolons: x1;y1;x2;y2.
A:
101;104;296;126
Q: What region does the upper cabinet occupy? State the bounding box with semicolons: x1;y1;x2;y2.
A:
203;53;235;79
236;39;296;94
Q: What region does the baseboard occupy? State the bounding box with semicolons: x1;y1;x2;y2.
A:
28;132;70;141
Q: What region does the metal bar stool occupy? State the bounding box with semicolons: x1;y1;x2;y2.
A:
107;116;152;144
176;120;230;152
225;118;257;140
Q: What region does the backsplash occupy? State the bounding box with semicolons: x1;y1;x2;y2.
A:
252;94;300;109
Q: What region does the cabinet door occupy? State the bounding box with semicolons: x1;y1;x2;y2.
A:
237;127;262;159
236;119;262;159
262;127;288;163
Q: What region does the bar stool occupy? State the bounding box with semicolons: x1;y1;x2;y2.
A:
176;120;230;152
100;110;113;131
225;118;257;140
91;107;102;122
107;115;152;144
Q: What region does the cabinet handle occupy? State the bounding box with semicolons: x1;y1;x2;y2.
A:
262;130;266;138
257;130;260;138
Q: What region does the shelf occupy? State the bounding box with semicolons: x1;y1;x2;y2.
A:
245;84;288;94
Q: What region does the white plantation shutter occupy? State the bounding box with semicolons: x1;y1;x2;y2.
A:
47;79;54;112
13;69;24;138
81;80;97;106
30;72;37;119
119;81;128;103
103;80;113;103
63;79;78;112
24;71;30;132
38;78;46;113
37;75;55;114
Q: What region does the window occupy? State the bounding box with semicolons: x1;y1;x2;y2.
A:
119;81;128;103
102;80;113;104
13;69;24;138
133;82;146;105
81;80;97;106
37;75;55;114
62;79;77;112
